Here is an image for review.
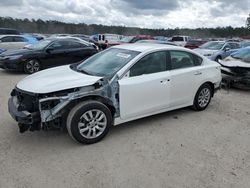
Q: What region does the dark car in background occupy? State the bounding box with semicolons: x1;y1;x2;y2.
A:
135;39;177;46
120;35;154;43
0;38;98;74
0;28;21;35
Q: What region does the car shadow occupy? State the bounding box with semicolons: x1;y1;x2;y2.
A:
110;107;193;134
0;69;26;75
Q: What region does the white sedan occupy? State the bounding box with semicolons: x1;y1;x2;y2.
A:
8;43;222;144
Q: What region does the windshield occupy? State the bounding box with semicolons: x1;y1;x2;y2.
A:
231;48;250;62
27;39;52;50
200;41;224;50
77;48;140;76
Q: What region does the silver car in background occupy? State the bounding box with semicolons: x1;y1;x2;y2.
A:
194;41;240;62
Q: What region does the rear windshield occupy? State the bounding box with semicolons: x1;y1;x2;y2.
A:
172;37;184;41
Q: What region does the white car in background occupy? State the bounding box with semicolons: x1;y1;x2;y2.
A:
8;44;221;144
171;35;191;46
0;35;37;50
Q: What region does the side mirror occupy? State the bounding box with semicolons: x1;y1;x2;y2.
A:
224;47;230;52
45;47;54;53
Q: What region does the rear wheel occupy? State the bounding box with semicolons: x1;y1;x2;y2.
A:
67;101;112;144
192;83;212;111
24;59;41;74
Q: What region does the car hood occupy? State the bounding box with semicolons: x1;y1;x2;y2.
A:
16;65;103;94
194;48;218;55
219;57;250;68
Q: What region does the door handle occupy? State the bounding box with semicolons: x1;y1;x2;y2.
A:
194;71;202;75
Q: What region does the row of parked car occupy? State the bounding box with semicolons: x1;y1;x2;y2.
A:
0;28;249;90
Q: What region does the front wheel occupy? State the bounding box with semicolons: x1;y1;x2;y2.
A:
66;101;112;144
24;59;41;74
192;83;212;111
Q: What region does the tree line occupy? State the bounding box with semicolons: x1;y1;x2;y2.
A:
0;16;250;38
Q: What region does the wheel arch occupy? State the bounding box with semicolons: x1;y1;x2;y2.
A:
67;95;116;118
196;81;215;98
23;58;42;71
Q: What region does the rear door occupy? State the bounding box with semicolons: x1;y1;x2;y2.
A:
42;41;69;68
168;50;204;107
119;51;171;120
0;36;15;50
63;41;95;64
13;36;28;49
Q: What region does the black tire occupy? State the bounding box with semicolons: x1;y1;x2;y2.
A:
24;59;41;74
215;56;222;62
192;83;212;111
66;101;112;144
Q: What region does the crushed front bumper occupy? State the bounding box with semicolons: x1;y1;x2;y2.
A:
221;67;250;90
8;96;41;132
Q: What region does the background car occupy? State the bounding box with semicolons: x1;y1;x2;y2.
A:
170;36;191;46
135;39;177;46
184;39;207;49
0;35;38;51
90;33;123;50
0;38;98;74
219;47;250;89
194;41;240;62
50;36;99;50
0;28;21;35
120;35;154;44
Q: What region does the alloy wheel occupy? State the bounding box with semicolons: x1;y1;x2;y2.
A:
25;60;40;73
198;88;211;108
78;109;107;139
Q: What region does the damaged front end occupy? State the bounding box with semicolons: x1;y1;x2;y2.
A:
221;66;250;90
8;77;119;133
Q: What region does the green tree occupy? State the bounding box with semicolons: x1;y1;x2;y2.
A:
246;14;250;29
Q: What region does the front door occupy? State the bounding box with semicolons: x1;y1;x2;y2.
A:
119;51;171;120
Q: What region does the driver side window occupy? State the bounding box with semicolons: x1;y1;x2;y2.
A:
129;51;167;77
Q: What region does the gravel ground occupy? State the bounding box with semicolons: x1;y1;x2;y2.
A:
0;69;250;188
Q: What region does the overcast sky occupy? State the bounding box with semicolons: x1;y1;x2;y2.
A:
0;0;249;29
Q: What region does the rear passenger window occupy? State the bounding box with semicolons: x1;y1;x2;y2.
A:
13;36;28;42
1;36;14;42
130;51;167;77
68;41;86;48
229;43;240;49
170;51;202;70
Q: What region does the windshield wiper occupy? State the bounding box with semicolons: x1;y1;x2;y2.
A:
77;69;92;75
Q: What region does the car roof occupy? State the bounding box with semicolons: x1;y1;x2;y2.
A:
0;35;25;38
112;43;186;52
